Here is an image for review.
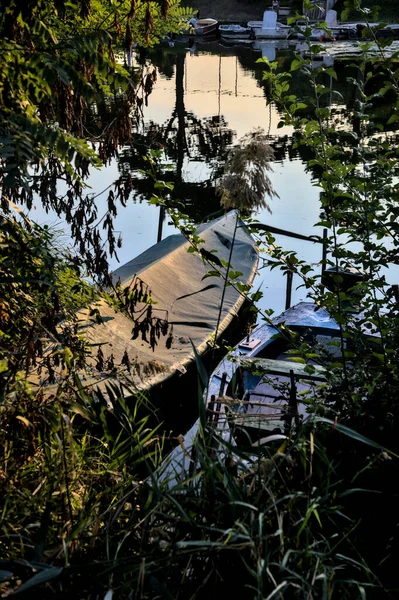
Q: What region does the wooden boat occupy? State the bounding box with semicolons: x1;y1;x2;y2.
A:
76;211;258;394
159;302;341;484
219;24;252;40
190;17;219;36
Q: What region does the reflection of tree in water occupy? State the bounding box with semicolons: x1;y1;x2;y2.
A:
135;45;176;80
116;45;399;226
118;51;235;222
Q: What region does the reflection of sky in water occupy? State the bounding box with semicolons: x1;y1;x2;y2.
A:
133;52;323;314
28;48;398;317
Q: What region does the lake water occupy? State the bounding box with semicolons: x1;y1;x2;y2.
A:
28;39;398;317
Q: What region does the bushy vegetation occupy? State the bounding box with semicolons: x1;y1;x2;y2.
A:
2;0;399;597
335;0;398;22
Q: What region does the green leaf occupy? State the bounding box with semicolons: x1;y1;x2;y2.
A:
15;567;63;594
314;418;399;459
202;270;221;280
290;59;304;72
324;68;337;80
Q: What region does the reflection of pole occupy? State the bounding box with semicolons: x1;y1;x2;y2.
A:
267;102;272;139
175;53;186;181
353;65;364;136
235;55;238;97
157;205;165;242
218;54;221;119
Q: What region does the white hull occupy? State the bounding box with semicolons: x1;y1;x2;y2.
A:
248;20;263;29
254;28;290;39
219;24;251;39
248;12;291;40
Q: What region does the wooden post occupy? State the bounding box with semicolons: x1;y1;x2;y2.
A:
157;205;165;243
218;372;227;397
321;228;328;274
207;394;216;423
285;368;298;434
285;270;293;310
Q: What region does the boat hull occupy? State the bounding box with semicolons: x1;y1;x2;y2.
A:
194;18;219;36
77;212;258;394
158;302;340;485
219;25;251;39
253;28;290;39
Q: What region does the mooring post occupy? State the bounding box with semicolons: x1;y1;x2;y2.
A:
157;205;165;243
285;368;298;434
321;228;328;274
218;372;227;397
320;228;328;293
285;270;293;310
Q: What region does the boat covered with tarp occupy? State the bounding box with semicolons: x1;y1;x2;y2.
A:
77;211;258;392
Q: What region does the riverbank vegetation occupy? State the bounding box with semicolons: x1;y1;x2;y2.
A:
336;0;398;22
181;0;397;23
1;0;399;597
180;0;304;23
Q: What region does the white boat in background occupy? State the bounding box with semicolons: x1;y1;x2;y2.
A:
219;23;251;39
249;11;291;40
296;10;357;41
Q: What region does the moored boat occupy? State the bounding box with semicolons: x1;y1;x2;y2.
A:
77;211;258;394
190;17;219;36
249;10;291;40
296;10;357;41
219;23;251;39
159;302;341;484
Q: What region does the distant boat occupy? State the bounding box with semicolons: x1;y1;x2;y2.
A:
376;24;399;40
189;17;219;36
248;11;291;40
78;212;258;393
296;10;357;41
219;24;252;39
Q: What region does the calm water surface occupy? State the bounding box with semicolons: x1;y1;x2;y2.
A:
30;41;397;316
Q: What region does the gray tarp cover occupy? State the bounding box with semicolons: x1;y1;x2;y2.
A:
79;211;258;390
